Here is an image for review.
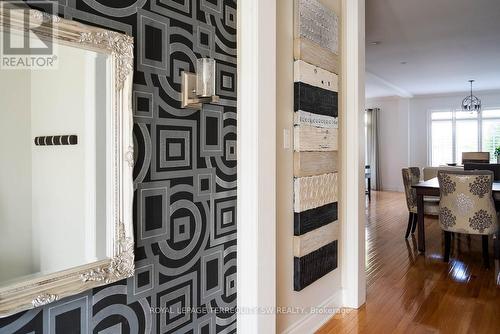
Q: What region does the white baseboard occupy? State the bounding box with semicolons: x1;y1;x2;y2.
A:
281;290;343;334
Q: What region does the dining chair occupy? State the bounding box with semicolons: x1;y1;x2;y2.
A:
365;165;371;201
437;170;499;267
464;163;500;206
402;167;439;238
464;163;500;180
422;166;464;181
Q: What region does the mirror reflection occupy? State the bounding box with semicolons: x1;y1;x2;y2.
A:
0;33;111;288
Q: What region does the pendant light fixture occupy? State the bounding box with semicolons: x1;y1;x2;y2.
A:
461;80;481;112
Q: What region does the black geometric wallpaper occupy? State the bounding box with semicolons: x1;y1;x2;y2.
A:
0;0;237;333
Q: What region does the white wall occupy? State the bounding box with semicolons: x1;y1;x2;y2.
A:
0;38;109;284
237;0;277;332
277;0;342;332
0;69;34;284
367;90;500;192
366;97;410;192
340;0;366;309
30;45;103;273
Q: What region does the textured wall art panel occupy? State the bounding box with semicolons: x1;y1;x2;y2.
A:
293;126;338;152
292;0;339;292
294;37;340;74
294;60;338;92
293;240;338;291
294;202;338;235
294;110;338;129
293;172;338;213
294;151;338;178
294;82;338;117
295;0;338;54
0;0;237;333
293;0;340;74
293;221;339;257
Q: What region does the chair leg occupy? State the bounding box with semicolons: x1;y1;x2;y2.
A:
411;212;418;234
494;234;500;260
368;177;371;201
405;213;413;239
444;231;451;262
482;235;490;268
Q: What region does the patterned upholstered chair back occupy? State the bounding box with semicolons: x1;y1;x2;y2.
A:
437;170;498;235
402;167;420;213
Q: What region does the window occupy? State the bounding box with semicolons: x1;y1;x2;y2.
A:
429;109;500;166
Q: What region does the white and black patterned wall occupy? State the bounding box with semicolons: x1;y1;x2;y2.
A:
0;0;237;333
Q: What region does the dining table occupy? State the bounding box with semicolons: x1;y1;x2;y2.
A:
413;177;500;253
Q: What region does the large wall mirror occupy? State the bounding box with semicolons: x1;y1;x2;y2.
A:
0;4;134;316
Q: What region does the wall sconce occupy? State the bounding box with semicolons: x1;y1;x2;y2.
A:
181;58;219;109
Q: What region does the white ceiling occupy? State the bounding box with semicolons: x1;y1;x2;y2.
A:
365;0;500;98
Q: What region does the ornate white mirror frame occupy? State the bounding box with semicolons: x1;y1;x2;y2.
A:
0;5;135;317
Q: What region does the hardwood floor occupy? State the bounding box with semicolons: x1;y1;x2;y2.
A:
318;191;500;334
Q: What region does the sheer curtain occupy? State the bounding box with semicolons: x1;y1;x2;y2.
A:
366;108;381;190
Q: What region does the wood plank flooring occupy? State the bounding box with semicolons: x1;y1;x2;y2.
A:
318;191;500;334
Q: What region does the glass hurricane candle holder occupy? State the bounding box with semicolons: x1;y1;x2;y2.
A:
196;58;216;98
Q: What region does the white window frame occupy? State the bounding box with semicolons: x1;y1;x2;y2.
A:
427;107;500;166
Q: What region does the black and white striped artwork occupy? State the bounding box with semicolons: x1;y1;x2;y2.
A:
292;2;340;290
